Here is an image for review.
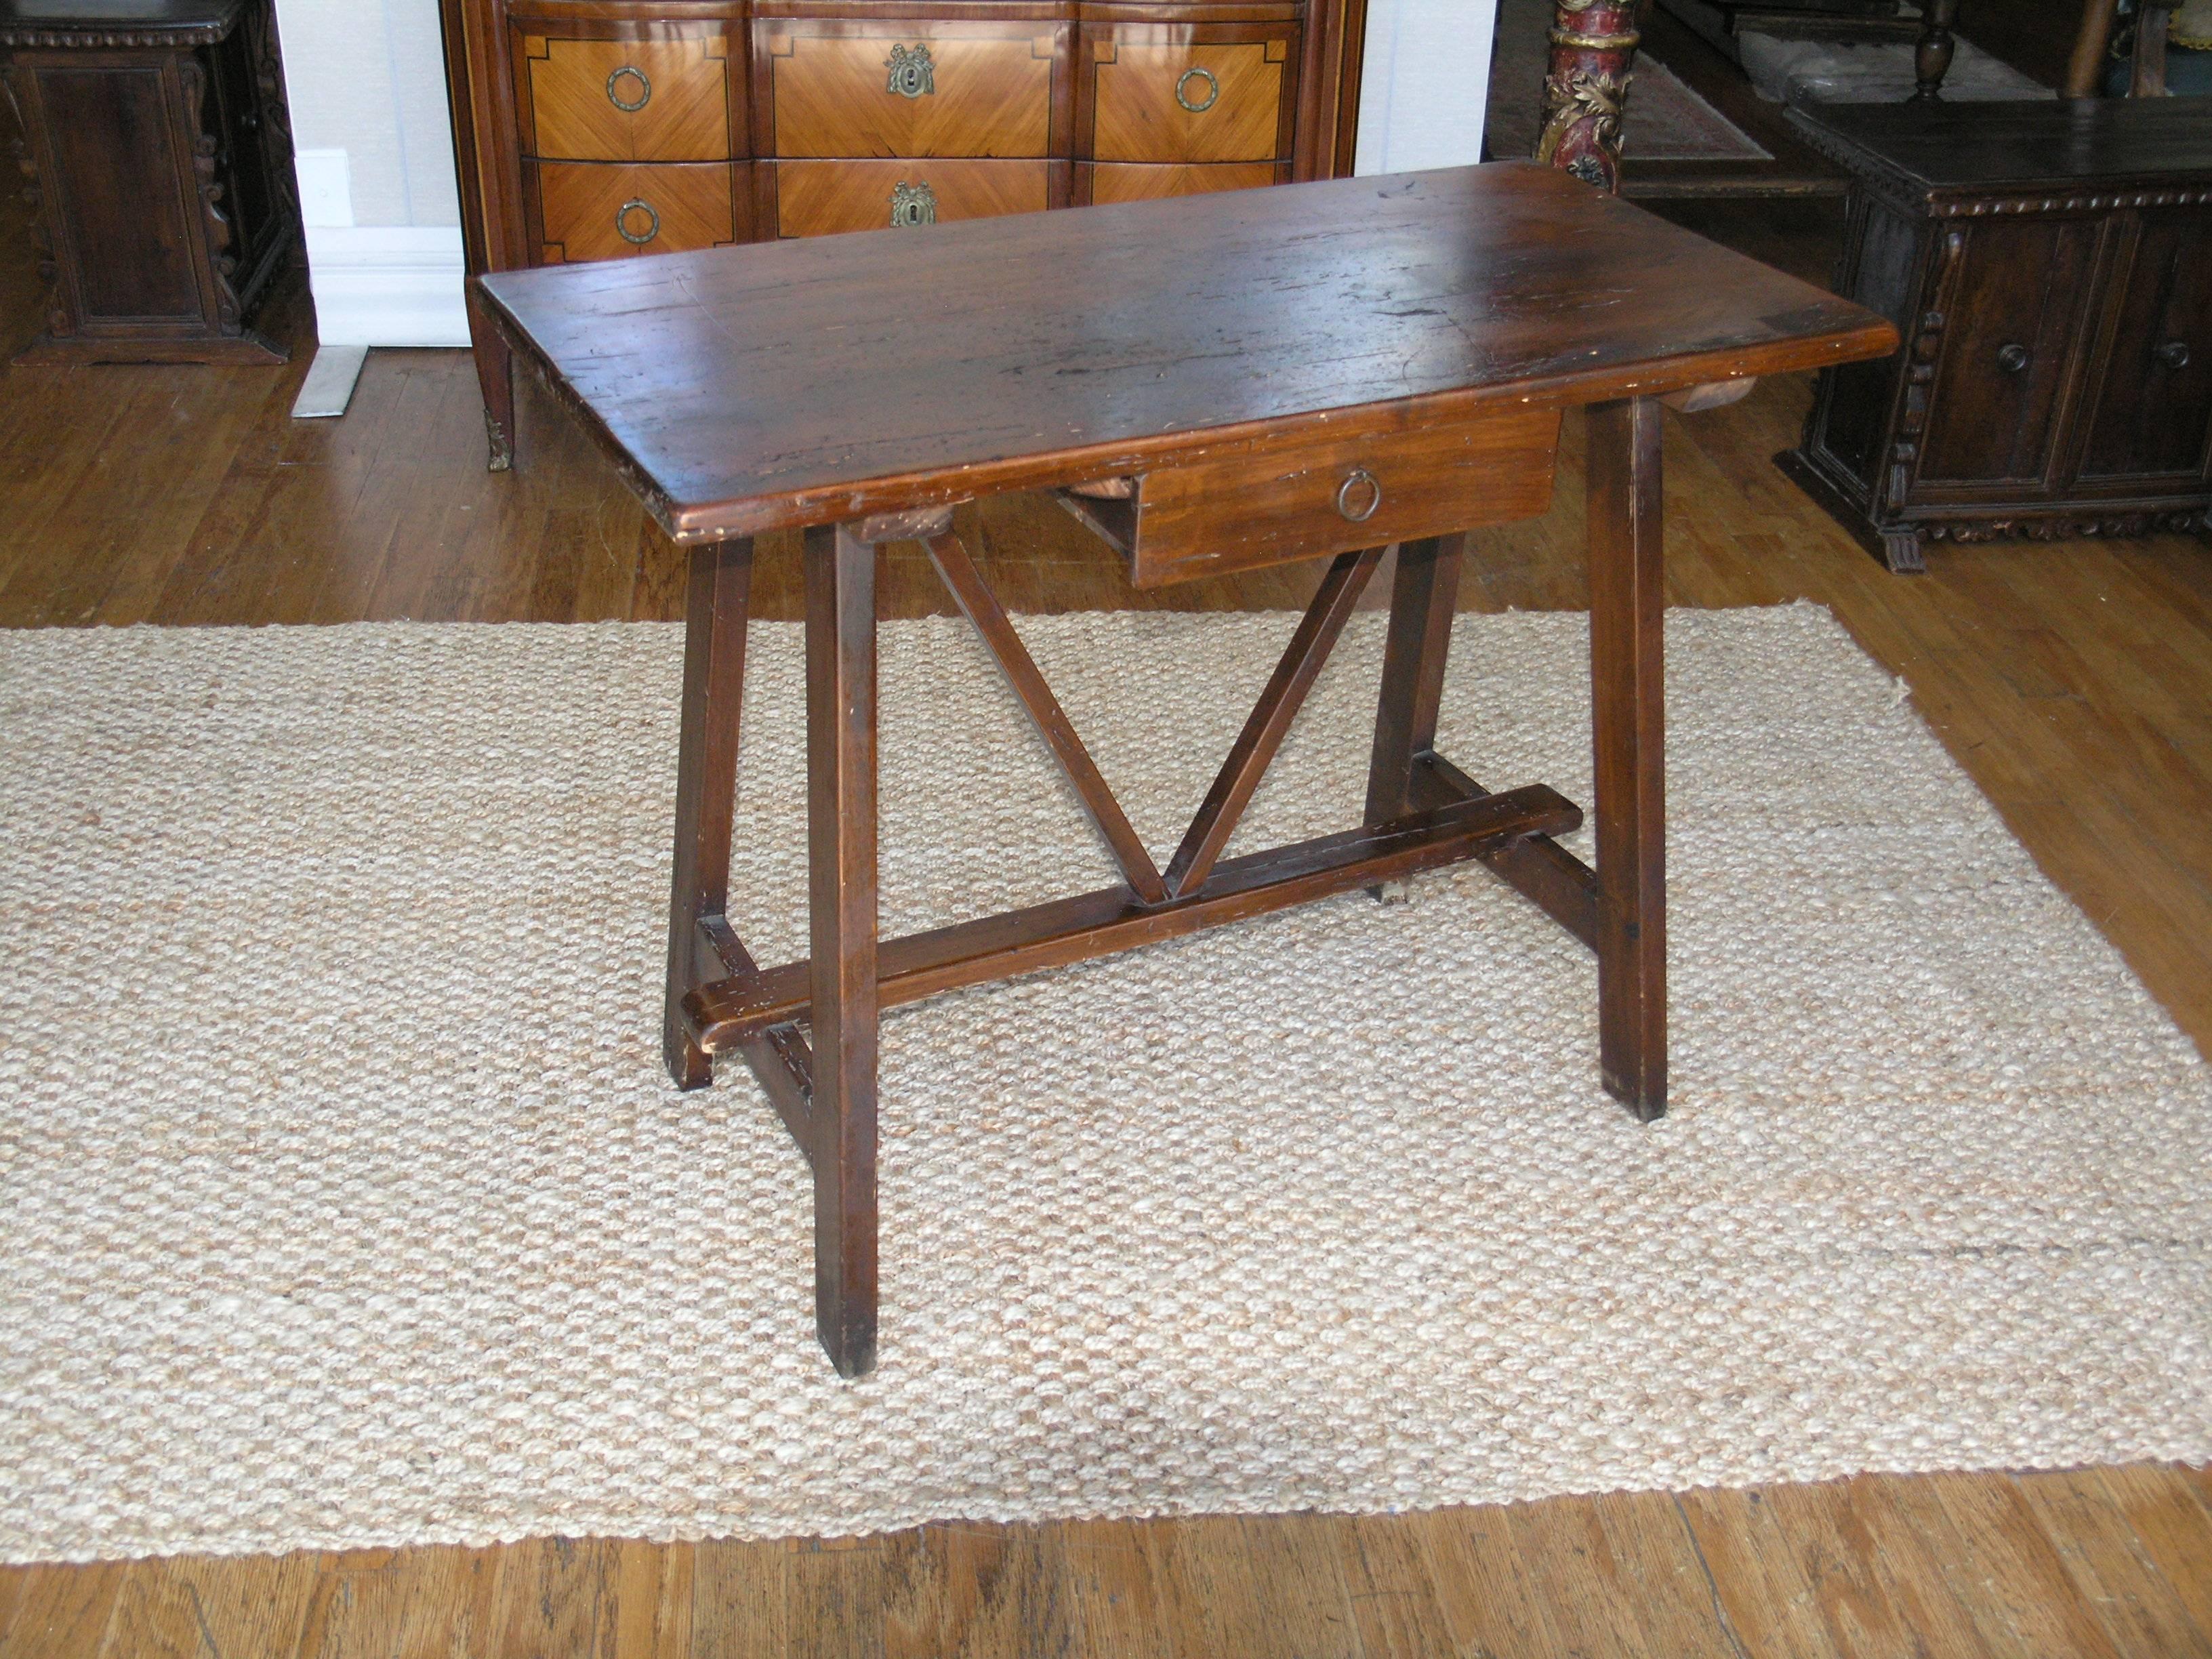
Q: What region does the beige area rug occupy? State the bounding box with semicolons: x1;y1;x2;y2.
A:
1;606;2209;1564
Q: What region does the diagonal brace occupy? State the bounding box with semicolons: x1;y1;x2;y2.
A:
1164;546;1384;897
926;530;1170;905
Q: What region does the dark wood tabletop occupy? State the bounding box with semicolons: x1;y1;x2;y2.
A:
1788;96;2212;199
478;161;1894;544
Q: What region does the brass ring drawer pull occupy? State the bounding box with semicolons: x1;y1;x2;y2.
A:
1336;467;1382;523
615;198;661;245
890;180;937;228
886;42;936;98
1175;65;1220;113
606;64;652;112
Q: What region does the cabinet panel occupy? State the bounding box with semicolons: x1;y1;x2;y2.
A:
1917;216;2103;489
773;158;1057;237
520;33;735;163
2076;208;2212;487
1082;26;1296;164
533;161;742;262
760;19;1063;159
1082;161;1278;204
33;63;204;325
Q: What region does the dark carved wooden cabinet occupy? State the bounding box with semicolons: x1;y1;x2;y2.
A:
1783;99;2212;572
438;0;1374;466
0;0;297;363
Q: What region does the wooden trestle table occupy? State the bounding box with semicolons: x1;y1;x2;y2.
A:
479;163;1896;1377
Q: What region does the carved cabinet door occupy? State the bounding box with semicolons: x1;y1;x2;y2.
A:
2072;207;2212;492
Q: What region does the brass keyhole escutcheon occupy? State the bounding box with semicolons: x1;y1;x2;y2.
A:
1336;467;1382;523
1176;66;1220;112
890;180;937;228
886;42;936;98
606;64;652;112
615;198;661;245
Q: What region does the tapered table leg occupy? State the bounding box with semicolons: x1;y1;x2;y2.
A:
1366;533;1466;828
663;538;754;1091
464;282;518;472
1586;397;1667;1120
805;522;882;1378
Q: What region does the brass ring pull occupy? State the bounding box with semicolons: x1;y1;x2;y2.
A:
615;198;660;245
1175;66;1220;113
606;64;652;112
1336;467;1382;523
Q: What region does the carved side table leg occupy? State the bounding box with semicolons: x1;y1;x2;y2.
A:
1536;0;1643;193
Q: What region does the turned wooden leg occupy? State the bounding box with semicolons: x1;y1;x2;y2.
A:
1913;0;1960;100
1536;0;1641;194
464;281;517;472
805;521;881;1378
1366;533;1465;836
663;539;755;1090
1586;398;1666;1120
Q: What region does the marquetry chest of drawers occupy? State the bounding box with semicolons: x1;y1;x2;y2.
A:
437;0;1370;464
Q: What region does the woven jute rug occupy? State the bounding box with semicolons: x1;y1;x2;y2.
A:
2;605;2207;1564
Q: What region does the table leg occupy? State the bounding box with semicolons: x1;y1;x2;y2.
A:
464;281;518;472
1586;398;1667;1120
806;522;881;1378
663;537;755;1091
1366;533;1466;828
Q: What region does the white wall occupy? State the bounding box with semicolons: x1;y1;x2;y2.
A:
275;0;469;346
1353;0;1494;175
273;0;1496;346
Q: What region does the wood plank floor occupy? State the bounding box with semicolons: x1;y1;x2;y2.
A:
1;196;2208;1657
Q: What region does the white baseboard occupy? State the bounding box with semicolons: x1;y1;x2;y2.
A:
304;226;470;349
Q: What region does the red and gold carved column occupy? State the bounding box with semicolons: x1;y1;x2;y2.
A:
1535;0;1642;194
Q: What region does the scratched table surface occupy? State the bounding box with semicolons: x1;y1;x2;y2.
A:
478;161;1893;543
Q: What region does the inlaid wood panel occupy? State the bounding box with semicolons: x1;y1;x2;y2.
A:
771;157;1059;238
532;161;741;262
1083;27;1296;165
520;33;735;163
759;20;1065;159
1082;160;1279;205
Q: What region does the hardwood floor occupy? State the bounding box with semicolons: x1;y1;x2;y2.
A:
1;188;2209;1656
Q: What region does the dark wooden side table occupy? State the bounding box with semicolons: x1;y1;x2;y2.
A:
480;163;1893;1376
0;0;297;363
1782;98;2212;572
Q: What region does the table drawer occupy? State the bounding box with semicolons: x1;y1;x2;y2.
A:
1082;161;1280;205
517;32;736;163
1065;409;1561;588
772;158;1058;238
1081;25;1297;165
531;161;742;263
759;18;1065;159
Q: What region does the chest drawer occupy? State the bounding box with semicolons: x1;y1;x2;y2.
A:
1062;408;1561;589
758;18;1067;159
516;31;737;163
530;161;743;262
771;158;1060;237
1080;24;1298;165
